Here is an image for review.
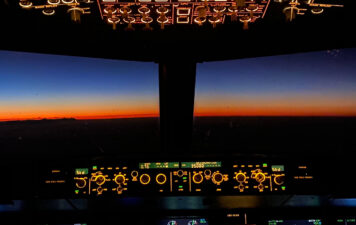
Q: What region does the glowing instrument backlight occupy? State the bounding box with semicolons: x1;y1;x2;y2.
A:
181;161;222;168
139;162;180;169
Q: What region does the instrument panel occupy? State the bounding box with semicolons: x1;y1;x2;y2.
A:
38;155;328;198
69;160;289;196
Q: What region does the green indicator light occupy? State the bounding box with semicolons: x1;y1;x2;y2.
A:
93;165;97;170
183;177;187;180
75;190;79;194
337;219;343;222
281;186;286;190
179;185;183;188
263;163;268;167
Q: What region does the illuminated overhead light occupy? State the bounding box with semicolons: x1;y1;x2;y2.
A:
67;7;85;23
138;6;150;14
177;8;191;16
311;7;324;14
228;6;238;13
19;1;33;8
142;17;154;31
239;15;251;30
42;8;56;15
104;6;117;14
156;6;169;14
107;17;120;30
123;16;135;24
17;0;343;31
47;0;60;5
141;16;153;23
228;5;238;21
194;16;206;25
119;7;132;14
176;16;189;24
208;16;221;28
157;16;169;24
283;6;297;21
246;4;258;18
213;6;226;13
62;0;74;4
157;15;169;29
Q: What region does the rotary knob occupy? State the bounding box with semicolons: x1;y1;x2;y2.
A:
140;174;151;185
255;172;266;183
95;175;106;186
114;174;126;185
193;173;204;184
212;172;224;185
75;178;86;189
235;173;246;183
274;175;285;185
156;173;167;185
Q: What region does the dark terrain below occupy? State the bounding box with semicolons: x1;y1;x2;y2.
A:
0;117;355;159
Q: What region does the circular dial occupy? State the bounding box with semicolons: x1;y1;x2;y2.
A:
114;174;126;185
75;178;86;188
255;172;266;183
177;170;184;177
193;173;204;184
212;172;224;185
95;175;106;186
235;172;246;183
274;175;285;185
156;173;167;185
131;171;138;178
204;169;211;176
97;186;103;194
140;174;151;185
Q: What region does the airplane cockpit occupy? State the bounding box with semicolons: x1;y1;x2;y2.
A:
0;0;356;224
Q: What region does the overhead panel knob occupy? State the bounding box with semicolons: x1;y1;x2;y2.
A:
67;7;84;23
274;175;285;185
240;16;251;30
75;178;87;189
114;174;126;185
95;175;106;186
193;173;204;184
235;172;246;183
212;172;224;185
140;174;151;185
255;172;266;183
156;173;167;185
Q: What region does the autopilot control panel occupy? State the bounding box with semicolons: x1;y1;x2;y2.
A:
39;158;320;198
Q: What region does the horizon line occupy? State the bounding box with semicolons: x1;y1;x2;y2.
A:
2;114;356;122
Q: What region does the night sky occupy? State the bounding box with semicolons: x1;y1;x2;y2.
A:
0;48;356;121
196;48;356;116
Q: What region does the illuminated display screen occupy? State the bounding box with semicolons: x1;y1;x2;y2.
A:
181;162;222;169
272;165;285;172
337;218;356;225
159;218;208;225
75;168;89;175
268;219;322;225
139;162;179;169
